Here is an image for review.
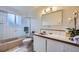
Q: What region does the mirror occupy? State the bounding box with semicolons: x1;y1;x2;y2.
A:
41;10;63;26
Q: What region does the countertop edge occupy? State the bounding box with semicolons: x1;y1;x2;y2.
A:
33;33;79;47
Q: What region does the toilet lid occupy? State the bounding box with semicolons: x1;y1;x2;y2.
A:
23;38;32;42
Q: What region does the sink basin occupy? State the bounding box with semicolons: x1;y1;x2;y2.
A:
67;37;79;43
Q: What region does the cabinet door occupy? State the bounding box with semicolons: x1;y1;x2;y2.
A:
33;35;46;52
47;39;64;52
64;44;79;52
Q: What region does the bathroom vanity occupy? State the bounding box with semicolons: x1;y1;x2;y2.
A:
33;33;79;52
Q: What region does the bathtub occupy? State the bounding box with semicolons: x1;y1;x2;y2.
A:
0;38;23;52
0;38;18;43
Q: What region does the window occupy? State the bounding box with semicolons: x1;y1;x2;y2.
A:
16;15;22;26
7;14;15;26
7;14;22;26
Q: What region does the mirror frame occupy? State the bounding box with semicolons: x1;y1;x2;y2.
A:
41;10;63;27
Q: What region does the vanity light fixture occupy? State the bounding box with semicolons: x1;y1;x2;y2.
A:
41;7;58;15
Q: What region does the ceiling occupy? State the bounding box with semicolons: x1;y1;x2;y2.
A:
0;6;49;17
9;6;38;15
0;6;40;16
9;6;48;17
9;6;44;17
0;6;79;17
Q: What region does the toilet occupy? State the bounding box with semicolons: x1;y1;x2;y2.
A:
23;38;33;47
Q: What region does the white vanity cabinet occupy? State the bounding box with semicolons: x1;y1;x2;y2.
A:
33;35;46;52
33;34;79;52
64;44;79;52
47;39;79;52
47;39;64;52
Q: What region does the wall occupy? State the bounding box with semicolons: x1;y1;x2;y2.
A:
0;12;41;40
40;6;79;29
1;6;79;39
36;6;79;36
0;6;42;40
31;17;41;33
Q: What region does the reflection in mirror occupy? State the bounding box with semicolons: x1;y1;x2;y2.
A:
41;10;63;26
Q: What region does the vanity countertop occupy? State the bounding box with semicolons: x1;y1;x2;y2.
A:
34;33;79;47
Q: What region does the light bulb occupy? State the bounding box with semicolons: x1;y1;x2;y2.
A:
52;7;57;11
41;9;46;15
46;8;50;13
